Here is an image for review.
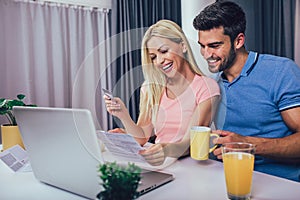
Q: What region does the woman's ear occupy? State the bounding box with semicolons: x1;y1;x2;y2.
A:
181;42;187;53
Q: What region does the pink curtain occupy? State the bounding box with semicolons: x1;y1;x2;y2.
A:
0;0;112;136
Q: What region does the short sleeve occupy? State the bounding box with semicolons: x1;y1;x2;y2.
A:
272;59;300;111
193;76;220;104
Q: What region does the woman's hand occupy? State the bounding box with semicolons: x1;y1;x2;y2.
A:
103;95;130;120
139;144;166;166
108;128;126;133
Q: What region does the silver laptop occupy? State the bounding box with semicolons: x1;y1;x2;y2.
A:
13;106;174;199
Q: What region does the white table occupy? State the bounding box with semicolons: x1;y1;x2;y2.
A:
142;157;300;200
0;155;300;200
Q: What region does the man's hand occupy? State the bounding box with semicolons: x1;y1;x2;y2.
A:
212;130;248;159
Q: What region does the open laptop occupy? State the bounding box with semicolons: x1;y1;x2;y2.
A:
13;106;174;199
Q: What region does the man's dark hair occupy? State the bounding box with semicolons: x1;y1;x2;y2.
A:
193;1;246;43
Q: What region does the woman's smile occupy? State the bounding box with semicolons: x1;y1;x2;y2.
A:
162;63;173;72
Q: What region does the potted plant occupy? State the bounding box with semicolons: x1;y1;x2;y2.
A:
97;162;142;200
0;94;36;150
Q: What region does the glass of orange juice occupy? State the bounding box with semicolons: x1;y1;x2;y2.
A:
222;142;255;200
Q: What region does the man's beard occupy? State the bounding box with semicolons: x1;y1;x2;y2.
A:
218;46;236;72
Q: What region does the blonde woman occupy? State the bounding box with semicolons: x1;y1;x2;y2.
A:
104;20;220;166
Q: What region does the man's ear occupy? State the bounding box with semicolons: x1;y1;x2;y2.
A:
234;33;245;49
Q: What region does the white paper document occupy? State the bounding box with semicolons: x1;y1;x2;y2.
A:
96;131;177;170
0;145;32;172
96;131;146;163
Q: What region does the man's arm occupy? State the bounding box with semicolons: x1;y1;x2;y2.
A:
253;106;300;158
213;107;300;162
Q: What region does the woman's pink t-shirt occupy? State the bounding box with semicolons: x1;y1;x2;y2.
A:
154;75;220;143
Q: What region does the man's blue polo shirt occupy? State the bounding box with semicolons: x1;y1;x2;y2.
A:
215;51;300;182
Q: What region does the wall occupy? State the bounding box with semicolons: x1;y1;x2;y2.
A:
181;0;215;77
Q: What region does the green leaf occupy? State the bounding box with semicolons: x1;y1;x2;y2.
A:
98;162;141;199
0;99;6;107
0;94;36;125
17;94;25;100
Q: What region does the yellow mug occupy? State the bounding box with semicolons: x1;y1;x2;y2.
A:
190;126;219;160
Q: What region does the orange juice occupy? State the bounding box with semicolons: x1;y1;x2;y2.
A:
223;152;254;196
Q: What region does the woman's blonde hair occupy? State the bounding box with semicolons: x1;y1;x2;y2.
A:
138;19;204;125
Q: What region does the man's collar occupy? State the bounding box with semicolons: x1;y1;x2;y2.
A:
240;51;259;77
216;51;258;83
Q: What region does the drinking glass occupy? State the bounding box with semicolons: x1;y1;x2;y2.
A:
222;142;255;200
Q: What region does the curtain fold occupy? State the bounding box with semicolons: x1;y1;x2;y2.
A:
0;0;111;130
109;0;182;128
255;0;295;59
232;0;295;59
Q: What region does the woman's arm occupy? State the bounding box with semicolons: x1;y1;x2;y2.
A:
164;95;220;157
140;95;220;165
104;95;153;145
